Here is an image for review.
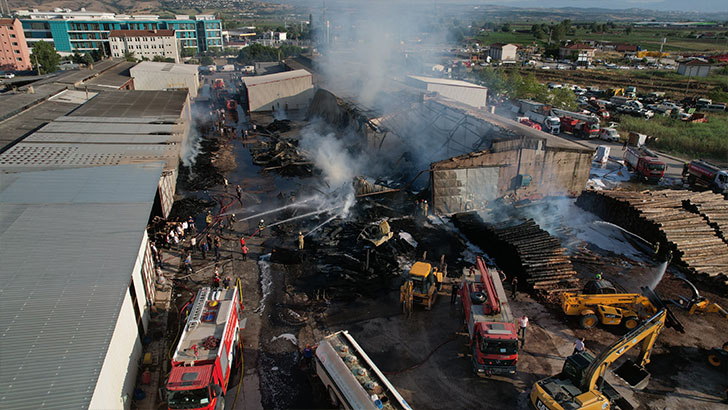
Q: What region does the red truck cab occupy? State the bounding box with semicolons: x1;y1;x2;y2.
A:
166;286;243;410
460;257;519;376
624;147;665;183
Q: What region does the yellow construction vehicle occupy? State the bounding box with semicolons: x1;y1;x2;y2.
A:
669;277;728;320
561;281;657;330
605;88;624;97
400;253;444;317
531;310;669;410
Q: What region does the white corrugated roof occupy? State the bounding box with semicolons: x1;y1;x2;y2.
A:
130;61;199;74
408;75;486;89
243;69;311;87
0;163;164;409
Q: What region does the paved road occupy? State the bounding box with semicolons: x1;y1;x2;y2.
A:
553;132;687;181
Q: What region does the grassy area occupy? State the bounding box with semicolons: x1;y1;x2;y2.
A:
618;112;728;161
474;25;728;53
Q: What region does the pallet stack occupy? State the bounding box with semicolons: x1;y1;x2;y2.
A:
453;213;579;295
577;189;728;285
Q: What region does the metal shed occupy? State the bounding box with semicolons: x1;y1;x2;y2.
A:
406;75;488;109
243;69;314;112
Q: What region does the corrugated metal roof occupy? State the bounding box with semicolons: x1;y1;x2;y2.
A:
0;142;178;171
243;69;311;87
38;121;176;135
130;61;199;75
70;90;189;118
0;163;163;409
408;75;486;89
24;132;173;145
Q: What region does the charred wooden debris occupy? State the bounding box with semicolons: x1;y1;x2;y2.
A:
453;212;580;297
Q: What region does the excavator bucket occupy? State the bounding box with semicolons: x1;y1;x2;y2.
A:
614;359;650;389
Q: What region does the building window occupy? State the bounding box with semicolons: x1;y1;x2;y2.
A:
10;34;16;38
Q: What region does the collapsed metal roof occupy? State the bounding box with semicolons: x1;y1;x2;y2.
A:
0;163;164;409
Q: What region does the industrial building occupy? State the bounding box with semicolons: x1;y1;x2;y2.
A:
18;9;222;53
488;43;518;62
243;69;314;112
0;87;192;409
0;90;192;217
130;61;199;98
677;58;715;77
309;89;592;215
406;75;488;109
109;29;180;63
0;163;165;409
0;18;32;71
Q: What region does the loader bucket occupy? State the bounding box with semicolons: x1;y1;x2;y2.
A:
614;359;650;389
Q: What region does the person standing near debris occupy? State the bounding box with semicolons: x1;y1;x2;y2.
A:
200;240;208;260
422;200;429;217
206;211;213;227
182;220;189;235
518;314;528;348
214;235;221;261
223;177;229;193
242;244;248;261
184;252;193;273
188;216;196;234
157;248;164;268
223;276;231;289
236;185;243;204
573;338;585;355
511;276;519;299
595;272;602;280
190;236;197;253
240;235;246;253
258;219;265;236
298;232;304;250
451;282;460;305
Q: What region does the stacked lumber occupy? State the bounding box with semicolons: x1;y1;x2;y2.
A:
452;213;579;295
577;189;728;285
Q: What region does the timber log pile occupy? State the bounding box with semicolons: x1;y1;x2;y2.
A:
453;213;579;295
577;189;728;285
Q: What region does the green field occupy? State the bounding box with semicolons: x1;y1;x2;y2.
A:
475;25;728;53
619;113;728;161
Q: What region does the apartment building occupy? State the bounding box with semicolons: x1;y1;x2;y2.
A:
0;18;31;71
110;29;179;62
18;9;222;54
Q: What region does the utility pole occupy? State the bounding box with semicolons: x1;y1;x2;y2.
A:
34;53;41;75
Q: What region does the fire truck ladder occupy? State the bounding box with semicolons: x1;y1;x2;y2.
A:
187;287;211;331
476;256;500;315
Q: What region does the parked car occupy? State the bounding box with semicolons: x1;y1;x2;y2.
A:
0;72;15;79
599;128;620;143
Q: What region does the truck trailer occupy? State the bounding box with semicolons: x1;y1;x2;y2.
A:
525;111;561;134
166;286;243;410
459;256;519;377
683;160;728;194
315;330;413;410
624;147;666;183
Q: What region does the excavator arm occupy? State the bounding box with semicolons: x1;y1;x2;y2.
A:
581;310;666;392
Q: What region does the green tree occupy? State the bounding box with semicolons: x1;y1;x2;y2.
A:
31;41;61;74
124;51;136;62
200;55;214;65
549;87;577;110
181;47;196;58
501;23;511;33
625;25;633;35
478;68;508;96
82;53;94;65
71;52;84;64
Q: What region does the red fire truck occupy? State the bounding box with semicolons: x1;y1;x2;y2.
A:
166;286;243;410
459;256;519;377
624;147;666;183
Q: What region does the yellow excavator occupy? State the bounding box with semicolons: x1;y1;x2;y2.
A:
530;309;674;410
561;280;658;330
400;253;445;317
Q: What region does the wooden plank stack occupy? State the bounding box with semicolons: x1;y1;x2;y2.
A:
576;189;728;285
452;213;579;295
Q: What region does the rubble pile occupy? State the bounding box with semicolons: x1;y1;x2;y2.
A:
453;213;580;295
577;189;728;285
250;136;312;176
